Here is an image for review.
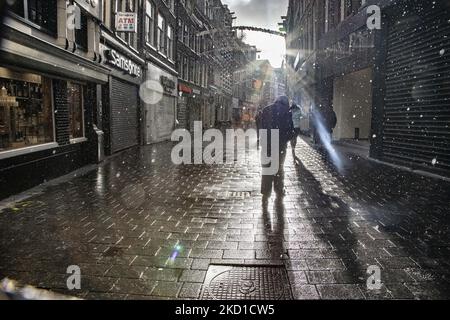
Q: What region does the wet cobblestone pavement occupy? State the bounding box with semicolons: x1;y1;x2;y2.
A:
1;136;450;300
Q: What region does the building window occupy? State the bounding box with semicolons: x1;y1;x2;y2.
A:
8;0;57;35
145;0;155;46
184;25;189;46
189;59;194;82
67;82;84;140
167;25;174;60
178;20;184;43
0;67;54;152
75;8;88;51
157;13;166;55
183;57;188;81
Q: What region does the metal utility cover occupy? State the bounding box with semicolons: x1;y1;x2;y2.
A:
202;265;292;300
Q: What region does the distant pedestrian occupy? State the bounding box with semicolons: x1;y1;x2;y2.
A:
311;104;337;147
325;107;337;142
290;103;303;163
260;96;294;202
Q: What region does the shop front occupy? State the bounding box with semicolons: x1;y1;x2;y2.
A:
177;82;202;132
0;45;108;200
143;62;177;144
99;43;144;155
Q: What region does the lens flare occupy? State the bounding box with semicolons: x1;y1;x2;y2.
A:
312;107;343;172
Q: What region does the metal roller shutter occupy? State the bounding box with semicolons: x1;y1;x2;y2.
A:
110;77;139;153
382;2;450;176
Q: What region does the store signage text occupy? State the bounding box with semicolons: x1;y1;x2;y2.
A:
105;50;141;77
115;12;138;33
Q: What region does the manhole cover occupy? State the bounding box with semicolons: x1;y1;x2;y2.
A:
202;265;292;300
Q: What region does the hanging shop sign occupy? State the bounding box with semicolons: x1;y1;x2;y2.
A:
179;84;192;94
74;0;102;20
160;76;176;94
104;49;141;77
115;12;138;33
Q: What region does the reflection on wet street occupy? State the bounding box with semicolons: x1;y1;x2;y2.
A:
1;136;450;300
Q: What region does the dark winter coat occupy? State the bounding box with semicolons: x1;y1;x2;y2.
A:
261;97;294;153
312;107;337;132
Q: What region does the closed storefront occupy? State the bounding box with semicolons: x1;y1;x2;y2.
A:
380;1;450;176
143;62;177;144
100;43;144;155
110;77;139;153
153;94;176;141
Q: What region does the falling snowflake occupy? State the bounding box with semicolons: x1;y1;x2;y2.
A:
116;173;121;178
439;49;445;56
432;158;437;166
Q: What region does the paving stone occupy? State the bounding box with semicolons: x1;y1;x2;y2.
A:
179;270;207;283
178;283;203;299
151;281;182;297
291;285;320;300
111;278;157;296
223;250;255;260
206;241;239;250
189;249;223;259
191;259;211;270
306;271;336;284
317;284;365;300
142;268;182;282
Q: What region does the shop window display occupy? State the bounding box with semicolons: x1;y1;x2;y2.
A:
0;67;54;152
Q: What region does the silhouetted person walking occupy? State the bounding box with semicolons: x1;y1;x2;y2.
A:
290;103;303;164
260;96;294;203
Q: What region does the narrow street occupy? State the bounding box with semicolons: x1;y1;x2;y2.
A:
1;137;449;300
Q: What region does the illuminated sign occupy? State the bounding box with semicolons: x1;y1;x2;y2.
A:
115;12;138;33
104;49;141;77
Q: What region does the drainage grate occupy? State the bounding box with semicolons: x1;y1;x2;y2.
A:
202;265;292;300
